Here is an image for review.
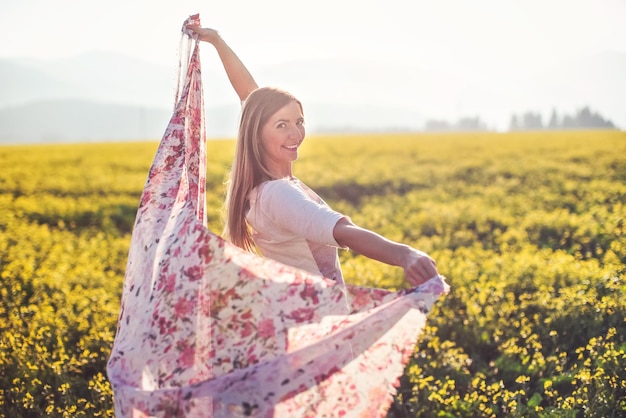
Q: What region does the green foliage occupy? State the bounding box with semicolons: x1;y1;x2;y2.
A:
1;131;625;417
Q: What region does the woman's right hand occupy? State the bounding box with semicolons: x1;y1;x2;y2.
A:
185;25;221;45
184;23;257;101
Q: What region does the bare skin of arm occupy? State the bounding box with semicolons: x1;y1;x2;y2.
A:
333;217;439;287
186;25;258;101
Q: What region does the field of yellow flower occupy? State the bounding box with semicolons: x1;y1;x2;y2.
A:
1;130;624;417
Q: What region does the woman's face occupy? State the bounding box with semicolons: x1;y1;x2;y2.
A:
260;100;305;177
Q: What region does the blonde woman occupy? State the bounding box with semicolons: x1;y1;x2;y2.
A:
187;25;439;286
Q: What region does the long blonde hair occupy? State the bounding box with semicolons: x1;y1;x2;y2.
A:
223;87;303;251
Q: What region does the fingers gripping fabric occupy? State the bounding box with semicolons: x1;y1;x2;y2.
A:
106;14;450;418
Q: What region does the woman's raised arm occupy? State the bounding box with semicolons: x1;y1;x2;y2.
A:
186;25;258;101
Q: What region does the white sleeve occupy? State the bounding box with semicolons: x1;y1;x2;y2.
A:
258;180;345;247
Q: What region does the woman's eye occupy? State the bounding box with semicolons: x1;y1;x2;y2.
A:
297;119;305;126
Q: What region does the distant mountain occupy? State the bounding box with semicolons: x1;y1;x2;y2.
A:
254;52;626;130
0;98;423;144
0;52;177;108
0;100;172;143
254;58;481;119
0;60;79;106
0;49;624;144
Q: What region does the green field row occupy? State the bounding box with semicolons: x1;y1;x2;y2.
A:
1;130;625;417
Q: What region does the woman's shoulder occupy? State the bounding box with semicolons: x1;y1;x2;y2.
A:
250;178;303;201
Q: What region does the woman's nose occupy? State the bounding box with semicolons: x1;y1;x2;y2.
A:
289;125;303;140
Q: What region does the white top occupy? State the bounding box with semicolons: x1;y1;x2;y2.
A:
246;178;346;282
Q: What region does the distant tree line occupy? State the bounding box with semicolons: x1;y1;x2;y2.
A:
423;116;488;132
509;106;616;131
421;106;617;133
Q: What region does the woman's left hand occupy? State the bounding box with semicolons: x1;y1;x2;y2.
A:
402;248;439;287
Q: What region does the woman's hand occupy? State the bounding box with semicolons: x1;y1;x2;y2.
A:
185;25;221;45
401;248;439;287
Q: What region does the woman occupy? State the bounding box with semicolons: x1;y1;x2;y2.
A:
186;25;439;287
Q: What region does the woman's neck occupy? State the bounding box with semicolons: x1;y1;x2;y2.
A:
267;163;293;180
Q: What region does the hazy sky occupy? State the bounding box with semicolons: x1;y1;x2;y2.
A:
2;0;625;83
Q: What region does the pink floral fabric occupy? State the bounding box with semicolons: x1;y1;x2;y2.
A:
107;14;450;418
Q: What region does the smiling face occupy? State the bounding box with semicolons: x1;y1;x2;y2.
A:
260;100;305;178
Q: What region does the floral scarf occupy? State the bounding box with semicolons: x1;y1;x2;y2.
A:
106;14;450;418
